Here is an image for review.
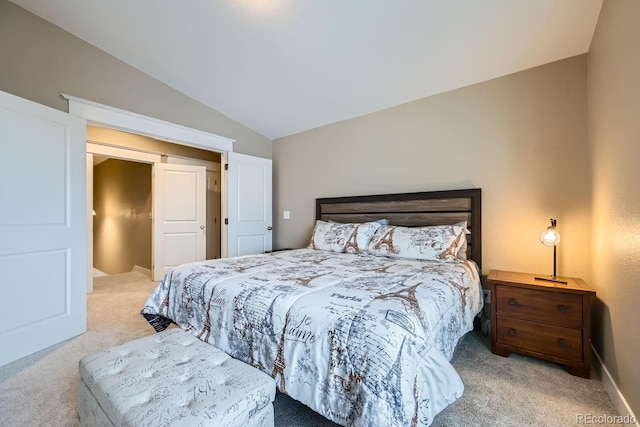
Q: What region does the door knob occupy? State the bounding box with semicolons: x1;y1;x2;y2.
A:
200;225;205;230
267;226;273;231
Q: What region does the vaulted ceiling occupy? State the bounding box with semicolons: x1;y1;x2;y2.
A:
10;0;603;139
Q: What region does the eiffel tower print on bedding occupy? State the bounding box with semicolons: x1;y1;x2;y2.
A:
142;247;483;426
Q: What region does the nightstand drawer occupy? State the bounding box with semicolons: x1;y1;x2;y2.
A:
496;316;583;362
495;285;583;328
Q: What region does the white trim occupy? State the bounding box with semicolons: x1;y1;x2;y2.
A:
86;153;94;293
92;268;108;278
63;94;235;152
220;152;228;259
132;265;152;278
87;142;161;164
166;154;218;171
592;345;639;426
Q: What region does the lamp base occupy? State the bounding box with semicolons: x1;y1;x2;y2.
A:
534;276;568;284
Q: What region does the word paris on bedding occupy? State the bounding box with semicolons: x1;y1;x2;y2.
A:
143;194;483;427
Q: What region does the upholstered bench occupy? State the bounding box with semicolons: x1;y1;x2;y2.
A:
77;328;275;427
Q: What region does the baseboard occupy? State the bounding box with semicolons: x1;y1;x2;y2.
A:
92;267;108;278
591;345;639;426
131;265;152;278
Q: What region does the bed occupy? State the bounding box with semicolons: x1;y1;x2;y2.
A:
142;189;483;426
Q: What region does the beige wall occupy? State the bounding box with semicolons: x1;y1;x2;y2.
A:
588;0;640;418
274;56;591;281
93;159;152;274
0;0;272;159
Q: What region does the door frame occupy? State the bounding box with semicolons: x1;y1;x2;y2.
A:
66;94;235;291
86;144;161;292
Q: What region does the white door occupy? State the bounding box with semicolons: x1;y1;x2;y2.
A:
0;90;87;367
227;152;272;257
152;163;206;281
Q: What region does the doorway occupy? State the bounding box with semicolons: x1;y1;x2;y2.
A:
86;126;223;288
0;91;271;367
68;94;272;292
93;157;152;277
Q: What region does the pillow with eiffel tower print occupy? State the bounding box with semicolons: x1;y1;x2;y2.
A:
308;220;382;254
366;223;467;261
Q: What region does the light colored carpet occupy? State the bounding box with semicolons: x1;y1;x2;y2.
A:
0;272;158;427
434;332;617;426
0;272;618;426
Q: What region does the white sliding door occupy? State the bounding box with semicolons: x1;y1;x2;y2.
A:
0;90;87;367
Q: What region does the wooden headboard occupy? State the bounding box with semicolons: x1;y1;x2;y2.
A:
316;188;482;268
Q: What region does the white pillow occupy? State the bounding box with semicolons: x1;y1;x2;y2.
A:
308;220;381;254
454;221;470;260
366;223;467;261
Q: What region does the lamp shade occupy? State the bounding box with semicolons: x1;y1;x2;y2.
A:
535;218;566;283
539;218;560;246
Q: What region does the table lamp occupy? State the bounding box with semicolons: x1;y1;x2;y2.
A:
535;218;567;284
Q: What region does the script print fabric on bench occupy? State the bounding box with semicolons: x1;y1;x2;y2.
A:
77;328;275;427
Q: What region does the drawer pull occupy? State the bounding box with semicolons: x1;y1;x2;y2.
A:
508;298;517;306
508;328;517;336
557;339;567;347
557;305;567;313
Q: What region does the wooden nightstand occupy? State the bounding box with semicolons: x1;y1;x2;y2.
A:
487;270;595;378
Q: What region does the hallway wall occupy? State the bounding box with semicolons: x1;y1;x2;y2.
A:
93;159;151;274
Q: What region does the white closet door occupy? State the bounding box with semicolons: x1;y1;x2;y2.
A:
152;163;206;281
226;152;272;257
0;90;87;367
